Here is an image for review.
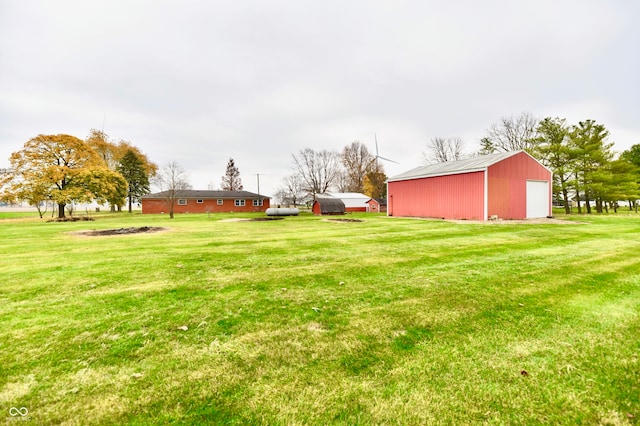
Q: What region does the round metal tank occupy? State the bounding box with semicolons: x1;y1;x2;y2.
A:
265;207;300;216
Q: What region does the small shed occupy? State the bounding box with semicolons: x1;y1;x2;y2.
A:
387;151;552;220
366;198;387;213
327;192;370;212
312;196;346;215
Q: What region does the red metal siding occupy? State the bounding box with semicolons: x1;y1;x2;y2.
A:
312;201;321;215
388;171;485;220
142;198;270;214
366;200;379;212
487;152;551;219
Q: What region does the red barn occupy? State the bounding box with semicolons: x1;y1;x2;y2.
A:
142;190;270;214
387;151;552;220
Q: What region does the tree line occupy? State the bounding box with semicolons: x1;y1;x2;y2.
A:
424;112;640;214
0;128;254;219
275;141;390;206
0;130;156;218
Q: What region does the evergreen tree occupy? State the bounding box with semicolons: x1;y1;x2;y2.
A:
568;120;614;214
221;158;243;191
117;149;151;213
535;117;575;213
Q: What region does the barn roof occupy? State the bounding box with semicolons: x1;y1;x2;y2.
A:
143;190;270;199
325;192;369;208
388;150;541;182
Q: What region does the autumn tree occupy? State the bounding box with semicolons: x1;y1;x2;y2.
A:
292;148;341;198
424;137;465;164
221;158;243;191
86;129;122;170
0;169;51;218
117;149;151;213
341;141;374;192
75;168;128;209
153;161;191;219
363;161;387;199
85;130;157;211
3;134;110;218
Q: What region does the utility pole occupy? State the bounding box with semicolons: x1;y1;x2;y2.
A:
256;173;262;210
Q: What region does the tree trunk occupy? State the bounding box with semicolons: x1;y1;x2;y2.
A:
128;194;133;213
110;205;116;212
562;188;571;214
585;192;591;214
58;203;66;218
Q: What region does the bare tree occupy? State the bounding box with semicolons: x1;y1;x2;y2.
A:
341;141;375;192
292;148;341;198
423;137;465;164
152;161;191;219
485;112;539;153
275;173;305;207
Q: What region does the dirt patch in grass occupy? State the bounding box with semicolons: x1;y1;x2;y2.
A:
73;226;168;236
220;217;285;222
325;218;364;223
48;216;95;222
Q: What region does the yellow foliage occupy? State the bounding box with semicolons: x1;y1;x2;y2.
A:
3;134;120;216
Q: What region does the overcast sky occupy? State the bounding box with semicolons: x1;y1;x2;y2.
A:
1;0;639;197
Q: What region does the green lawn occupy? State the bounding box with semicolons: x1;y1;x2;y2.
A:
1;212;639;425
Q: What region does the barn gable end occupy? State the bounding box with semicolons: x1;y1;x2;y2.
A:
487;151;552;219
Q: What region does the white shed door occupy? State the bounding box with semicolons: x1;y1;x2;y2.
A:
526;180;549;219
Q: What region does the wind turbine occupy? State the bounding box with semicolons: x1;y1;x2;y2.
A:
372;133;399;173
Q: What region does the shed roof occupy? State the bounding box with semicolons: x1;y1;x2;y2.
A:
366;198;387;205
143;190;269;199
388;151;530;182
314;196;346;214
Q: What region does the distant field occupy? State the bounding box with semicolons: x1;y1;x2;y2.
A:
1;211;639;424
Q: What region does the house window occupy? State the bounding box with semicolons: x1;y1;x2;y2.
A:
196;199;204;204
217;199;223;205
178;199;187;206
235;199;245;207
253;199;263;207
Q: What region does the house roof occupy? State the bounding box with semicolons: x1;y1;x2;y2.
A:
143;190;270;199
388;151;529;182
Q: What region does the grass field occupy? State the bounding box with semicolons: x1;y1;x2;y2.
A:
1;211;639;425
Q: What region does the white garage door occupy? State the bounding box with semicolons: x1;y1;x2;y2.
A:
526;180;549;218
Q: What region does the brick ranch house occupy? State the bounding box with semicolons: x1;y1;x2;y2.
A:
142;190;270;214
